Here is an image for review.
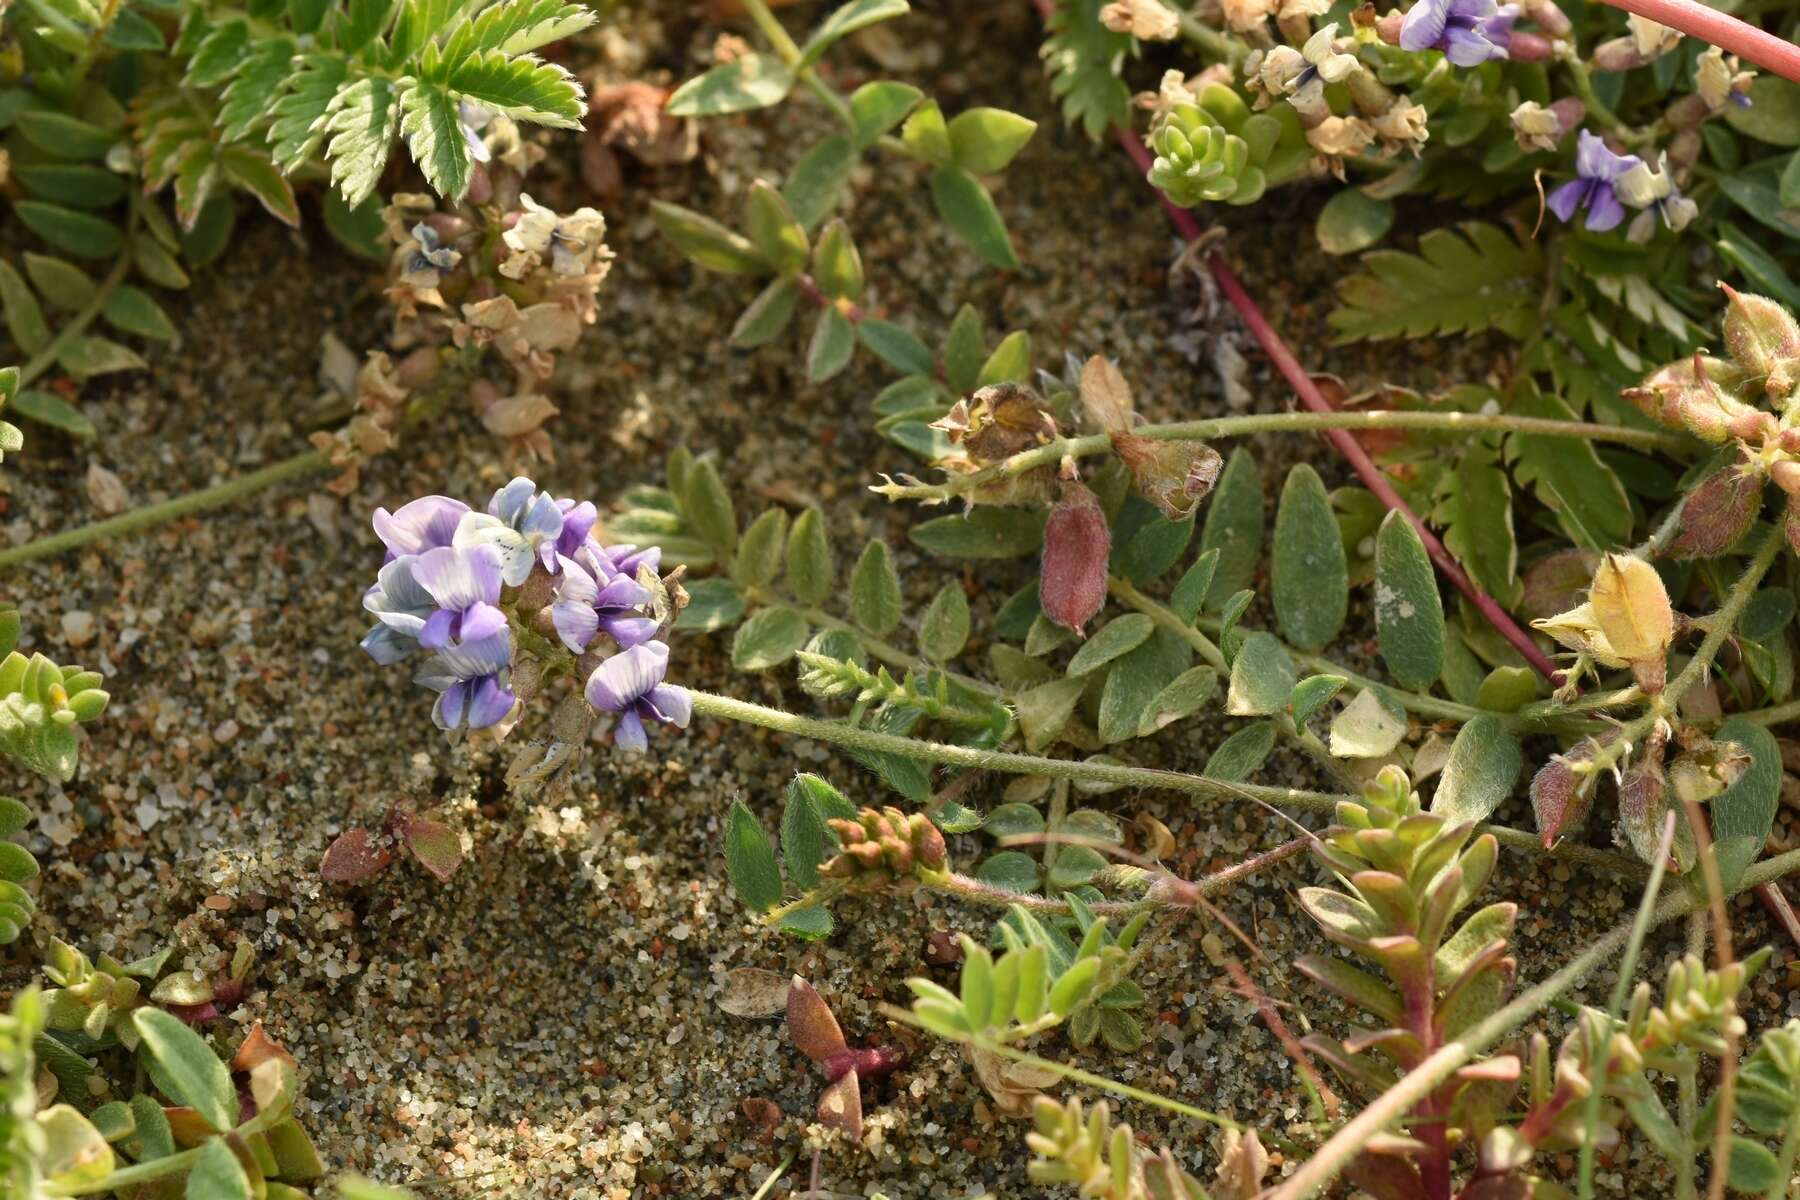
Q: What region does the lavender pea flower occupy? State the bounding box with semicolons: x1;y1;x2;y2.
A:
456;477;566;586
373;495;469;561
413;543;508;650
361;556;435;665
1399;0;1518;65
551;545;659;652
415;630;516;730
586;641;691;752
601;542;661;579
1548;130;1642;232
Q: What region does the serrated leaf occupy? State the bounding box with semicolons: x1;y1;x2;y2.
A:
1042;0;1132;140
399;81;472;201
731;608;810;671
323;76;400;206
185;19;251;88
1374;510;1444;690
786;507;834;604
1506;384;1632;550
1431;715;1521;822
444;48;584;126
1329;222;1543;343
1204;721;1276;780
667;53;794;116
270;53;348;172
849;540;902;636
725;799;781;913
440;0;594;58
930;165;1018;269
1272;463;1347;651
218;37;296;142
1434;443;1519;608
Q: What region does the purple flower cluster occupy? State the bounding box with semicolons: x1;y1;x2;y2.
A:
362;477;690;750
1548;130;1641;233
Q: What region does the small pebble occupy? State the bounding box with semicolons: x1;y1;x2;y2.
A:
61;610;96;647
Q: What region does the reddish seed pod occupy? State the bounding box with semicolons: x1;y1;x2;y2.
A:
1040;478;1111;635
1505;31;1553;61
1672;459;1764;559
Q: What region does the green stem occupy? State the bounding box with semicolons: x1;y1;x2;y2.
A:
686;690;1647;874
1152;0;1247;64
1562;51;1626;131
0;449;328;569
1267;844;1800;1200
1766;1108;1800;1200
874;410;1687;506
20;200;137;390
739;0;858;128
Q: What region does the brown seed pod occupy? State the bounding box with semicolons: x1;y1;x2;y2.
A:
1040;478;1111;635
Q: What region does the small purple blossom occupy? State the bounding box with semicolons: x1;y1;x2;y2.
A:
602;542;662;579
361;557;436;665
373;496;469;562
1547;130;1643;232
586;641;692;752
415;631;516;730
1399;0;1518;65
552;545;660;653
413;543;508;650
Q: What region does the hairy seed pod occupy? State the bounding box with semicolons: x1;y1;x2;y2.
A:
1672;458;1764;558
1040;478;1110;635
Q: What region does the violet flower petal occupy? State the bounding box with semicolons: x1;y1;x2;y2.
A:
1547;178;1587;222
1399;0;1450;51
644;684;692;728
613;709;648;752
586;642;669;713
373;496;469;559
1585;185;1627;231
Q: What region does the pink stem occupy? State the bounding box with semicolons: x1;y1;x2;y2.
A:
1109;126;1564;683
1595;0;1800;84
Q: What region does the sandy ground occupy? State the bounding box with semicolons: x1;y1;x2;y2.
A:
2;4;1797;1198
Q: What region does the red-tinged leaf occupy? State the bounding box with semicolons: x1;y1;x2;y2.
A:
785;975;847;1063
162;1106;216;1148
231;1023;296;1074
1671;457;1762;559
319;828;394;882
402;816;462;882
817;1067;863;1140
1039;478;1109;634
160;1001;220;1025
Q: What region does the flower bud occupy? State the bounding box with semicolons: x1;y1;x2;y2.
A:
1040;478;1110;635
1524;0;1571;37
1771;459;1800;497
1375;10;1403;42
821;807;947;891
1671;458;1764;559
1505;31;1552;61
1721;285;1800;400
1592;35;1652;71
1590;554;1673;692
1111;433;1223;520
1621;355;1771;444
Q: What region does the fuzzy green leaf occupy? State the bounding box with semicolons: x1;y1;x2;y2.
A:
0;261;50;355
1204;721;1276;781
399;80;472;201
1374;510;1444;690
667;53;794;116
849;540;902;637
798;0;909;68
783;136;855;230
132;1009;236;1132
101;286;178;342
651;201;766;276
946;107;1036;174
1272;463;1348;651
919;582;971;662
1067;614;1154;677
849;80;922;149
806;307;855;381
785;507;834;604
323;75;400;205
725;800;781;913
15;203;122;259
909;508;1045;559
930;166;1018;269
1431;715;1521;823
1197;449;1262;609
731;608;810;671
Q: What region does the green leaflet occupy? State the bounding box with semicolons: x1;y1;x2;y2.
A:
1272;464;1348;652
1198;449;1262;610
1373;511;1444;690
1329;221;1544;343
1506;383;1632;550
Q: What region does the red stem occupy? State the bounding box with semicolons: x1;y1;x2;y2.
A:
1108;126;1564;683
1595;0;1800;84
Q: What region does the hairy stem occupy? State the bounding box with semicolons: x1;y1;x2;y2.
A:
0;449;328;568
1266;845;1800;1200
875;410;1685;505
686;690;1647;874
